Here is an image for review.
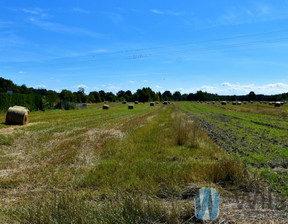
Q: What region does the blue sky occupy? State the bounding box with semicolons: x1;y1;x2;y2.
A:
1;0;288;95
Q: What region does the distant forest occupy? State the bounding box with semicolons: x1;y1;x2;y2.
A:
0;77;287;110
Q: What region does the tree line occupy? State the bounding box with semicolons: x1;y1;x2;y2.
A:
0;77;287;110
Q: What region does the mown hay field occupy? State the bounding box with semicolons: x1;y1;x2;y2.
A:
0;102;287;223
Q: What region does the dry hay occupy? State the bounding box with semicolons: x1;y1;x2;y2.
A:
11;106;30;115
128;104;134;109
75;103;87;108
0;122;46;136
86;128;125;140
102;104;109;110
5;106;30;125
275;102;281;107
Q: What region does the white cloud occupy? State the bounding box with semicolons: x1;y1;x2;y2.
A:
76;84;89;89
35;84;46;88
22;8;44;15
169;82;288;95
18;71;26;74
256;3;270;15
150;9;183;16
91;49;109;53
214;3;288;27
150;9;164;14
155;85;163;89
73;8;90;14
143;80;148;83
28;17;102;38
107;84;120;92
128;80;136;83
202;82;288;95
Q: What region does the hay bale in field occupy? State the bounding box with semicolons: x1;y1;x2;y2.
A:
122;101;127;104
150;102;155;106
221;101;227;105
11;106;30;115
128;104;134;109
75;103;87;108
232;101;237;105
275;102;281;107
156;101;159;104
163;101;168;105
102;104;109;109
134;101;139;104
237;101;242;105
6;106;29;125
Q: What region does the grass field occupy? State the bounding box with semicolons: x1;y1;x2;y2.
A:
0;102;287;223
177;102;288;197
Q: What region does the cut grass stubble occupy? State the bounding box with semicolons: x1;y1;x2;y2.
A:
1;104;252;223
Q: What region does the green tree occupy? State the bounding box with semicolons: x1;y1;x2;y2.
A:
99;90;106;102
89;91;101;103
105;92;116;102
59;89;73;102
173;91;182;101
248;91;256;101
162;91;172;101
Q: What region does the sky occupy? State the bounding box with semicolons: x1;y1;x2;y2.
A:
1;0;288;95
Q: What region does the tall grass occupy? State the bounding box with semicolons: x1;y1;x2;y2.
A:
173;112;202;148
10;190;190;224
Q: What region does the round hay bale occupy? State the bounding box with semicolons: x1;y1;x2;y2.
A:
275;102;281;107
134;101;139;104
221;101;227;105
150;102;155;106
102;104;109;109
12;106;30;115
163;101;168;105
128;104;134;109
6;107;29;125
156;101;159;104
122;101;127;104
